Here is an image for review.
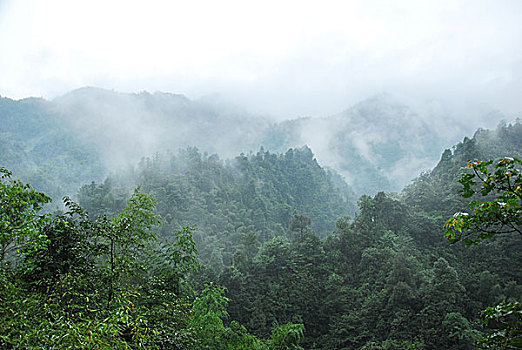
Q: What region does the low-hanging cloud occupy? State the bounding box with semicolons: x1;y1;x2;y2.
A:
0;0;521;120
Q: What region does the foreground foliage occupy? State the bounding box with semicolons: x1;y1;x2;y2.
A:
445;157;522;244
478;301;522;349
0;171;304;349
445;156;522;349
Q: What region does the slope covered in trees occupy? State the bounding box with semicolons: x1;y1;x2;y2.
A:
62;121;522;348
0;96;104;200
78;147;356;273
1;91;521;349
217;121;522;348
1;88;510;201
0;169;305;349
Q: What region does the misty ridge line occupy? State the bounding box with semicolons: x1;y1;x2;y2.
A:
1;86;517;197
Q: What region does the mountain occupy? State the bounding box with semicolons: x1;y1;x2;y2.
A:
0;96;104;200
77;147;357;271
263;93;509;194
52;87;272;168
0;88;512;199
402;120;522;221
1;87;521;349
212;120;522;349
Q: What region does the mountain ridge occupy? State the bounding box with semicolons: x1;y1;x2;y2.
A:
1;87;514;198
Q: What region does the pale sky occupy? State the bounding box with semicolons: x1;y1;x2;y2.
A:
1;0;521;117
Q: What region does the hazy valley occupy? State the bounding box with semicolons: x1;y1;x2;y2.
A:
1;87;514;199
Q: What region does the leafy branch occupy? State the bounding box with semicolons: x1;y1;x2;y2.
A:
445;157;522;245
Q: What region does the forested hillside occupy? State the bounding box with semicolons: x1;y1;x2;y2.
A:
1;89;510;200
77;147;356;273
52;88;271;168
200;122;520;349
0;96;104;200
75;121;522;348
3;0;522;346
1;92;520;348
262;94;507;194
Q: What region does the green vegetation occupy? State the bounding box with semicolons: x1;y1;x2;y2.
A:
77;147;355;273
0;114;521;348
0;96;104;200
0;170;304;349
445;157;522;244
444;155;522;349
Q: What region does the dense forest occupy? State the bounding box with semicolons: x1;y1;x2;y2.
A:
1;93;521;349
0;89;508;198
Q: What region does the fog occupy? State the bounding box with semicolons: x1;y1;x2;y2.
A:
1;0;522;196
1;0;522;119
30;87;509;197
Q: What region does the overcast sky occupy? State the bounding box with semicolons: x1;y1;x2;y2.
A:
1;0;521;118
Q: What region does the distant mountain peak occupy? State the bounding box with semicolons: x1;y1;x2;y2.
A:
54;87;192;105
55;86;117;99
329;92;415;127
150;91;190;102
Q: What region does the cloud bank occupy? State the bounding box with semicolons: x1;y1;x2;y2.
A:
1;0;521;118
